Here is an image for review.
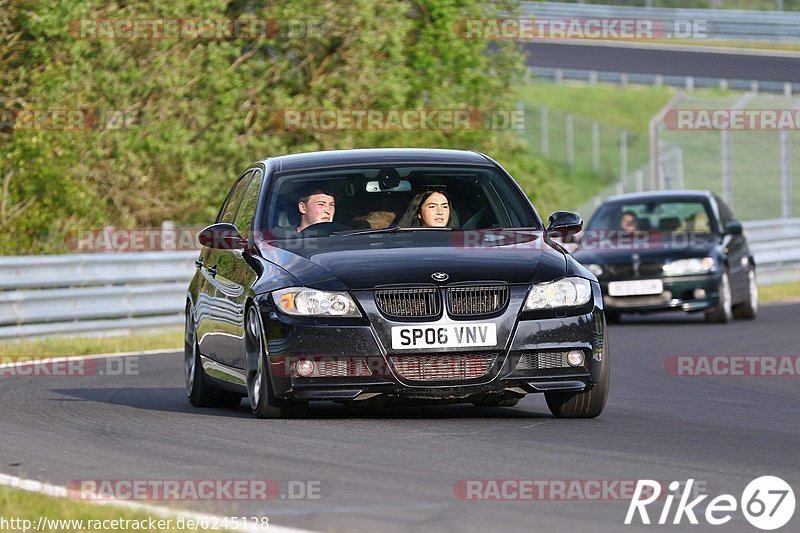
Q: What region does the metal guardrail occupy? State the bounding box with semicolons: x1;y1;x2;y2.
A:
528;66;800;95
0;224;797;339
0;251;196;339
522;2;800;42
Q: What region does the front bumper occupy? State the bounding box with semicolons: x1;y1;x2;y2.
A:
259;284;606;402
600;273;721;313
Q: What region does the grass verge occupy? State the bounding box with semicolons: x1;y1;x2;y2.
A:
0;486;232;532
759;281;800;304
0;329;183;360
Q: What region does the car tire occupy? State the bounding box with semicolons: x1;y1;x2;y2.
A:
245;306;308;419
185;310;242;408
733;266;758;320
545;330;610;418
706;271;733;323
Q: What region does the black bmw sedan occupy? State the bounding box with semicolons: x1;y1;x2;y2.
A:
571;190;758;323
185;148;609;418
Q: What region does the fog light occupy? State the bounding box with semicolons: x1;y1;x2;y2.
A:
295;360;315;377
693;288;706;299
567;350;585;367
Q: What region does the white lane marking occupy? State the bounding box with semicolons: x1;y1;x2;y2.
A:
0;349;181;370
0;473;316;533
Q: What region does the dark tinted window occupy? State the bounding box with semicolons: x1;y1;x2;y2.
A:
217;171;253;224
588;200;714;233
714;195;735;227
263;165;539;237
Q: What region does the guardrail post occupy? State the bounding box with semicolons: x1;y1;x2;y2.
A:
784;82;792;97
589;70;597;86
720;79;728;91
654;74;662;88
750;80;759;93
635;169;644;192
781;130;792;218
554;68;563;84
620;73;629;86
685;76;694;91
161;221;176;251
592;121;600;172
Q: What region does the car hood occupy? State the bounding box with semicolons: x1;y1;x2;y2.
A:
257;231;567;290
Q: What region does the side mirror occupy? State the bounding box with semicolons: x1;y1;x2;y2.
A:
198;223;247;250
547;211;583;239
725;221;743;235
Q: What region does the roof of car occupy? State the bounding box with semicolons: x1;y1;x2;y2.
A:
602;190;716;204
261;148;494;173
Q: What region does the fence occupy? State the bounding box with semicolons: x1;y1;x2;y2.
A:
522;103;650;186
521;2;800;41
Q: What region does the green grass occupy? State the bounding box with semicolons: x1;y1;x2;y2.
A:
0;329;183;360
760;281;800;303
518;82;800;219
519;83;676;134
518;82;677;211
0;486;231;532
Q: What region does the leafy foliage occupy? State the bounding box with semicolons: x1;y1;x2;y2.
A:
0;0;557;254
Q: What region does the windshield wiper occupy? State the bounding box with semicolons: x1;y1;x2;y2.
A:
332;225;401;236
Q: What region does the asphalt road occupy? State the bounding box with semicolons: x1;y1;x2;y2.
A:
524;42;800;83
2;303;799;532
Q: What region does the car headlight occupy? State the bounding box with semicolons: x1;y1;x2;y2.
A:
584;263;604;277
662;257;715;276
524;277;592;310
273;288;361;317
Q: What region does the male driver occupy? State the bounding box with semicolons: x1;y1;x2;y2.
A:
297;185;335;232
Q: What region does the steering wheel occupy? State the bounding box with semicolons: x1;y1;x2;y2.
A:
298;222;351;237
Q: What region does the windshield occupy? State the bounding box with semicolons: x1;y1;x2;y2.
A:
261;165;540;238
586;200;717;234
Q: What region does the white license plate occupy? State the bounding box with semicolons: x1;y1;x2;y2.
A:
607;279;664;297
391;323;497;350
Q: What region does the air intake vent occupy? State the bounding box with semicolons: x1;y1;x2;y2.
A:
391;354;498;381
516;352;568;371
375;288;441;318
447;285;509;316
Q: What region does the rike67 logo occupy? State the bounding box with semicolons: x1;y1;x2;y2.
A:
626;477;795;530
